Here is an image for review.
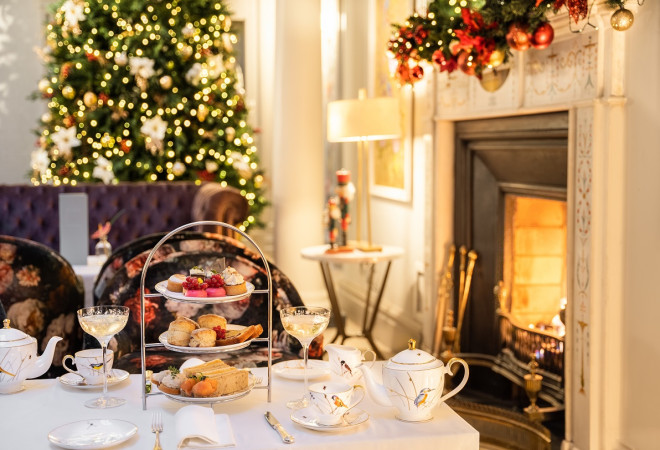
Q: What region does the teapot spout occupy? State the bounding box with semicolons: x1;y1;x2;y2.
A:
359;365;392;407
24;336;62;379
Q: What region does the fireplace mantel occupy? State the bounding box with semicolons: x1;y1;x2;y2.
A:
425;5;627;449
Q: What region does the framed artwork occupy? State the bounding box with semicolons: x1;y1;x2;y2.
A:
371;0;413;203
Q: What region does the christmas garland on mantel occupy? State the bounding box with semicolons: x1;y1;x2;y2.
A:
389;0;643;85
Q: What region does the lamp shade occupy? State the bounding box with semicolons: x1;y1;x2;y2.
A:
327;93;401;143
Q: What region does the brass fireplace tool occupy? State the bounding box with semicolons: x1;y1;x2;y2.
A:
524;354;545;422
454;247;478;353
433;245;455;357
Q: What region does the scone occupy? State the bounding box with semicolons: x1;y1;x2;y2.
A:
189;328;216;347
168;316;199;346
166;274;186;292
197;314;227;330
221;266;247;295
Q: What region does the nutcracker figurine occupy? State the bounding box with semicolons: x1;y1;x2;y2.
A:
325;169;355;253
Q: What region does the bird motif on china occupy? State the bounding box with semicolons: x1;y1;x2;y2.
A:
340;360;353;377
414;388;433;407
90;362;105;371
331;395;348;409
0;366;15;377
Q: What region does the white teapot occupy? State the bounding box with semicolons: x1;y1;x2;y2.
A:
0;319;62;394
360;338;469;422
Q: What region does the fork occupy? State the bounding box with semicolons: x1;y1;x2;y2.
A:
151;411;163;450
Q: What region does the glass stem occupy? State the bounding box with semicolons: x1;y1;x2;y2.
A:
100;341;108;402
302;342;310;398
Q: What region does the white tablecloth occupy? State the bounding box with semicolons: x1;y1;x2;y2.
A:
3;364;479;449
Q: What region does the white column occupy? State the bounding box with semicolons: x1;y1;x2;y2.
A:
271;0;326;304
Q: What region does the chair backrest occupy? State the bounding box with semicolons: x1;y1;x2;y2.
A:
94;233;305;361
0;235;84;378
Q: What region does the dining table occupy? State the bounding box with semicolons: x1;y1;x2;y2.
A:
3;362;479;449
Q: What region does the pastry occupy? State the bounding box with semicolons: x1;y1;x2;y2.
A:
166;274;186;292
168;316;199;346
158;368;185;395
182;276;208;297
221;266;247;295
197;314;227;330
189;328;216;347
189;266;206;277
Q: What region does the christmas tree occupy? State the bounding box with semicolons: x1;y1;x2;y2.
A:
31;0;266;230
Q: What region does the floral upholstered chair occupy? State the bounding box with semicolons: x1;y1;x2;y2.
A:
94;232;318;373
0;236;84;378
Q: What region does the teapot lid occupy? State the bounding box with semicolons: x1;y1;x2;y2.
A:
0;319;34;348
386;339;442;369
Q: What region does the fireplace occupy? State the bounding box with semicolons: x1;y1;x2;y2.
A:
451;112;568;408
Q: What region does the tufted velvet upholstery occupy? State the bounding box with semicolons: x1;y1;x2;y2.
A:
0;182;247;254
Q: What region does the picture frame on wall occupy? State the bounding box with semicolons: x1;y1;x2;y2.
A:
370;0;413;204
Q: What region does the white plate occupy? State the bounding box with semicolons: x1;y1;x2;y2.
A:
290;408;369;432
272;360;331;381
57;369;130;389
48;419;137;449
160;372;257;404
155;280;255;303
158;324;255;353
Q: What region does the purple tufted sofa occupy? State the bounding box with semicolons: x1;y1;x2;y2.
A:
0;182;248;254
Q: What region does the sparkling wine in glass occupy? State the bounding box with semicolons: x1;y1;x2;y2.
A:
77;305;129;408
280;306;331;409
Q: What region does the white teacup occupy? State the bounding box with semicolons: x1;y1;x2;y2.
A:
308;381;365;425
62;349;113;384
325;343;376;383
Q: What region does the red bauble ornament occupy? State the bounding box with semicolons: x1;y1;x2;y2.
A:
506;23;531;52
532;23;554;50
457;51;476;76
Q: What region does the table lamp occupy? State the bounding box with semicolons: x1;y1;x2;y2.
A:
326;89;401;252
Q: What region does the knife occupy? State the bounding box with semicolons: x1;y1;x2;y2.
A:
265;411;295;444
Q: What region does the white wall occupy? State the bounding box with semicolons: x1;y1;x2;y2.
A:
621;1;660;447
0;0;46;184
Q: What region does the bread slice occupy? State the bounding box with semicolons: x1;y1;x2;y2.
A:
181;359;229;377
216;325;256;346
206;368;249;395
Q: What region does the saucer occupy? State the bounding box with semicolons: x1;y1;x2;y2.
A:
57;369;129;389
272;360;331;381
290;407;369;432
48;418;137;449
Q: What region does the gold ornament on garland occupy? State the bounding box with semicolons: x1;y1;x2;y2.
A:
611;7;634;31
38;79;50;93
83;91;97;107
62;85;75;99
159;75;172;89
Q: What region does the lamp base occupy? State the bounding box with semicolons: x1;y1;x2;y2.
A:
351;241;383;252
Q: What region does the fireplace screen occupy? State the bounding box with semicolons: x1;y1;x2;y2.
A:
502;195;567;337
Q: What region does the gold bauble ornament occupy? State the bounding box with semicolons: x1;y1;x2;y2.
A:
225;127;236;141
62;85;75;99
611;7;634;32
488;49;505;68
182;46;193;59
197;104;208;122
83;91;97;107
160;75;173;89
38;79;50;93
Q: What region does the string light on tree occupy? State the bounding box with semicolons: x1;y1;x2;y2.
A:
31;0;266;230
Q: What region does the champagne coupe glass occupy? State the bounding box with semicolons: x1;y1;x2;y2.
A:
280;306;331;409
77;305;129;408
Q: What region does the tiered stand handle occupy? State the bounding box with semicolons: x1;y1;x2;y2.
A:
138;221;273;409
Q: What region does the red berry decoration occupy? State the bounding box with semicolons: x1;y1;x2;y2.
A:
532;23;554;50
506;23;531;52
205;273;225;288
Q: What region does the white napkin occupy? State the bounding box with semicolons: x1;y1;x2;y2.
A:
175;405;236;449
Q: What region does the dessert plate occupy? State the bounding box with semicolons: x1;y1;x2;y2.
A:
48;419;137;449
155;280;255;303
272;359;331;381
290;408;369;432
160;372;257;404
57;369;130;389
158;324;254;353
